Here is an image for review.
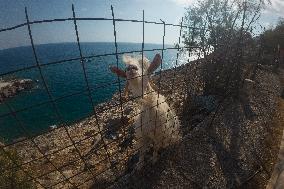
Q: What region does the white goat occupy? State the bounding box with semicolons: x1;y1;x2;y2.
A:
110;54;181;169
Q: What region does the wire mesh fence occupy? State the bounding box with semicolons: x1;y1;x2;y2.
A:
0;4;282;189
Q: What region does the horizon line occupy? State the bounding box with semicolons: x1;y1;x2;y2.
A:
0;41;174;51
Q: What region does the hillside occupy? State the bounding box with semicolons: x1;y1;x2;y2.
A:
3;61;283;189
111;65;284;188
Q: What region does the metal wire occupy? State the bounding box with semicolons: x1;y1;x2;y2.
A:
0;4;275;189
0;17;201;33
71;3;117;178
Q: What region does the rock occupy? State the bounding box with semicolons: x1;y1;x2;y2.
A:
124;106;133;115
244;78;255;83
105;116;129;140
191;95;218;113
0;78;34;103
49;125;57;130
125;153;139;173
12;136;27;144
84;130;95;137
240;78;257;118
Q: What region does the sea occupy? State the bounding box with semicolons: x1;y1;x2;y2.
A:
0;42;191;141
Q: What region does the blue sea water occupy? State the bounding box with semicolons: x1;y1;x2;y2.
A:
0;42;183;141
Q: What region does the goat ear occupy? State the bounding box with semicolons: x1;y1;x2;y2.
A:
147;54;161;74
110;66;127;78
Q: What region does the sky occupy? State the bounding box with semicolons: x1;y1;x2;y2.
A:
0;0;283;50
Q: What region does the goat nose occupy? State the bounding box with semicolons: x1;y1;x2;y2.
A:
126;65;138;71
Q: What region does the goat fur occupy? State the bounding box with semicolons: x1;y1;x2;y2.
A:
111;54;181;168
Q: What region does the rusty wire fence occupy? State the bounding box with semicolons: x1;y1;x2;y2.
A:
0;4;280;189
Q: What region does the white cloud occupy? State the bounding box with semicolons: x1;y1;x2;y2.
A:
171;0;284;17
265;0;284;17
169;0;196;6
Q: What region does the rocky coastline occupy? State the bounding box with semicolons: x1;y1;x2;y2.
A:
0;78;34;103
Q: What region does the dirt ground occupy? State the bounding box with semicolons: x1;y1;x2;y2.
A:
109;66;284;189
266;69;284;189
4;62;283;189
